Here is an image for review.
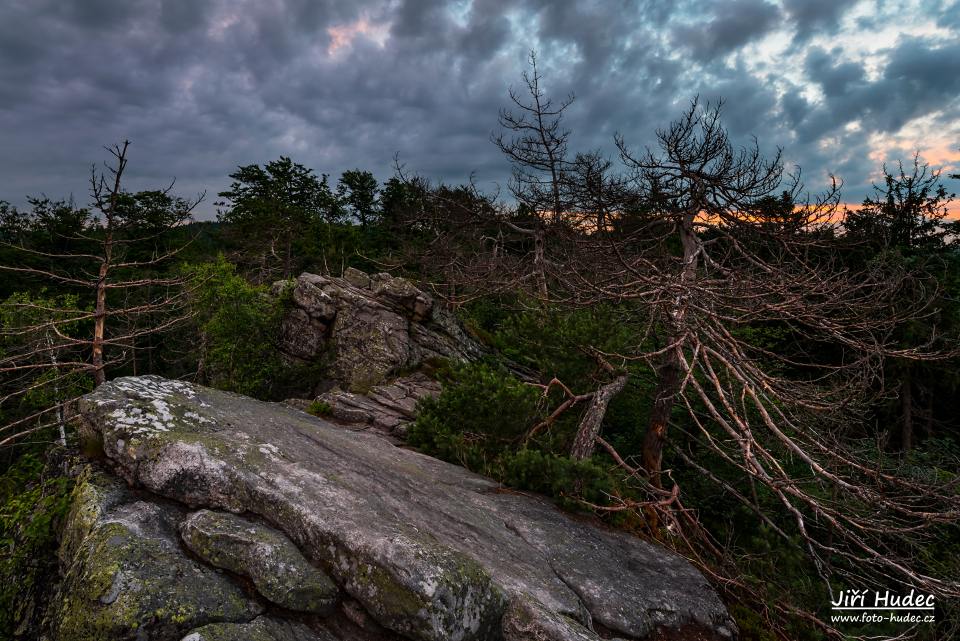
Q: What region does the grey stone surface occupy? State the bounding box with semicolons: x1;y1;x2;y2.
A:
501;595;602;641
181;616;336;641
51;467;262;641
73;375;735;641
273;271;484;390
180;509;339;615
314;373;441;436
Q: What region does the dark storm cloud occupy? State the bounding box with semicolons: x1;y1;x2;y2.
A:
804;48;866;97
938;0;960;28
0;0;957;216
670;0;782;62
782;0;858;42
792;37;960;140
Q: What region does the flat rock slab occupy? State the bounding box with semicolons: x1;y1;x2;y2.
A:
52;467;262;641
182;616;336;641
73;376;735;641
181;509;339;615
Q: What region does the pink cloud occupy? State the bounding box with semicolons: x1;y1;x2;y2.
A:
327;16;389;56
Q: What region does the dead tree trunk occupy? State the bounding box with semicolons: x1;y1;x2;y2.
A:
533;226;548;300
570;373;629;460
641;210;698;487
45;332;66;446
90;141;127;387
91;258;109;386
641;355;682;488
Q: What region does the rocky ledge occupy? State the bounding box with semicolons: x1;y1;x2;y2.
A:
57;375;735;641
293;373;442;439
275;269;485;392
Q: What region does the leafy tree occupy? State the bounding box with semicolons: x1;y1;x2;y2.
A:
0;292;92;447
380;176;427;230
217;157;338;280
745;191;808;234
0;198;94;300
844;154;957;253
842;156;960;450
20;197;91;249
183;256;302;400
337;169;380;228
0;202;26;237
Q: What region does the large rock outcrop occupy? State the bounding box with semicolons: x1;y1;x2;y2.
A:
62;376;735;641
275;269;484;391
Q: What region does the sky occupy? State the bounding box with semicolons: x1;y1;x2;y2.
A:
0;0;958;218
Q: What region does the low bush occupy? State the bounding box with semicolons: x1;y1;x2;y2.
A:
408;361;635;516
0;452;73;637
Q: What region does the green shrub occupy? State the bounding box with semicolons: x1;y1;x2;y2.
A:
490;304;640;384
408;361;543;464
498;449;621;510
307;400;332;417
0;453;73;637
183;256;317;400
409;361;635;513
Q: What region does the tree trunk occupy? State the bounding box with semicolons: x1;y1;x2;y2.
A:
46;333;66;446
641;355;682;488
91;259;109;387
90;143;124;387
533;225;548;299
640;211;698;487
570;373;629;460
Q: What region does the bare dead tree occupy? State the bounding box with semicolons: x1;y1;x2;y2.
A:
612;99;792;486
0;141;202;447
416;79;960;632
491;50;575;299
545;100;960;618
564;150;630;236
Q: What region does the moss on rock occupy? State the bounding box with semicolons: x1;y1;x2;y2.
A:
51;467;261;641
334;531;507;641
180;616;336;641
180;510;338;616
